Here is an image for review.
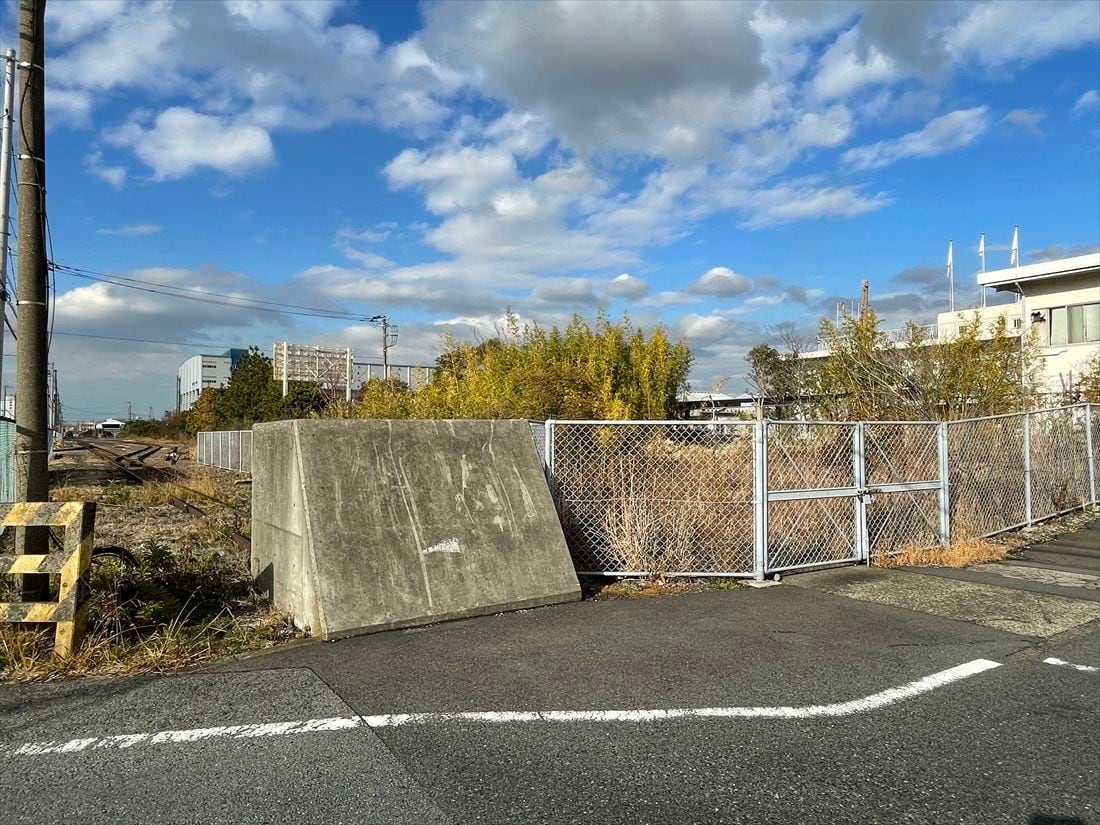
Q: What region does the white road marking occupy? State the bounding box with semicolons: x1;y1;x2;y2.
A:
2;659;1001;757
1043;656;1100;673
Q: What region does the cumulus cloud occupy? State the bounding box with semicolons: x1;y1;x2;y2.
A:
421;0;769;160
842;107;990;170
105;108;275;179
678;313;735;344
689;267;753;298
605;274;649;300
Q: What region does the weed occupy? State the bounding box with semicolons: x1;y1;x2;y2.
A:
872;537;1009;569
1;539;299;682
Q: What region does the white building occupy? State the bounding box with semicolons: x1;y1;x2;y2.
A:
957;252;1099;395
176;349;248;411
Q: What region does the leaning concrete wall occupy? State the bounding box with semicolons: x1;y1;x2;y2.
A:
251;419;580;639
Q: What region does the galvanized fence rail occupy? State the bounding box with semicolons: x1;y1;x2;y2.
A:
546;404;1099;579
196;430;252;473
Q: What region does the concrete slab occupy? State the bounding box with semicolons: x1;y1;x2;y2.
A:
910;563;1100;602
251;419;580;639
789;566;1100;637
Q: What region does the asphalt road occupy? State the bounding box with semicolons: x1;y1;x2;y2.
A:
2;577;1098;824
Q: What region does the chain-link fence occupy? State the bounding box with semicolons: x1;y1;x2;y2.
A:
197;430;253;473
547;404;1099;578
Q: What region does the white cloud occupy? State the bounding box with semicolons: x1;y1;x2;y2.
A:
842;107;990;170
84;150;127;189
46;88;95;128
689;267;753;298
810;26;897;102
1002;108;1046;135
792;105;853;148
678;313;734;343
1072;89;1099;118
605;274;649;300
386;146;518;215
421;0;770;160
97;224;162;236
717;181;893;230
948;0;1100;67
105;108;275;179
531;278;599;306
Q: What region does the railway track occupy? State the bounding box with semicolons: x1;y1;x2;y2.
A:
72;438;252;555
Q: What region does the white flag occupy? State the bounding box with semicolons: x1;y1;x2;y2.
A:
1011;225;1019;267
978;233;985;259
946;240;953;278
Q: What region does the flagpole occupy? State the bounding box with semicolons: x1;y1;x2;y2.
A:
947;240;955;313
979;232;986;309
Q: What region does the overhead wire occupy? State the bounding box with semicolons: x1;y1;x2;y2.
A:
50;262;376;322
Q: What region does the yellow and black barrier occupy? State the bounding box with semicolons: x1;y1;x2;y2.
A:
0;502;96;657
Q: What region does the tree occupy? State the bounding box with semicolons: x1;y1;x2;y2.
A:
214;348;282;427
812;309;1043;420
349;311;692;421
186;387;219;435
1079;350;1100;404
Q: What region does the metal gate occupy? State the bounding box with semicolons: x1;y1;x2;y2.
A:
764;421;861;572
862;422;945;556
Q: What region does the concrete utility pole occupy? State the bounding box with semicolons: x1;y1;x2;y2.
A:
0;49;16;402
859;280;870;320
14;0;49;597
369;315;398;379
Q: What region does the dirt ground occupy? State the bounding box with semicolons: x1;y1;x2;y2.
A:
48;439;250;564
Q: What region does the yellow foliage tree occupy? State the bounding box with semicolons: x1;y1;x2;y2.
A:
814;309;1043;420
348;311;692;421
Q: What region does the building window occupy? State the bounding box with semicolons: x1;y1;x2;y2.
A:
1049;302;1100;346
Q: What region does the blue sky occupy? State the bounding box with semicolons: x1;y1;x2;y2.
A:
1;0;1098;419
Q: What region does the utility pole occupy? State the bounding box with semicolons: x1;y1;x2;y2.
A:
14;0;49;599
0;49;16;402
369;314;398;379
858;279;869;320
127;401;131;421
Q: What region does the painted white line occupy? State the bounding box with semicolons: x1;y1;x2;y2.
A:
2;659;1001;757
1043;656;1100;673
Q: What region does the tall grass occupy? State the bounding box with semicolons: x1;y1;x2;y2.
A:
1;540;298;682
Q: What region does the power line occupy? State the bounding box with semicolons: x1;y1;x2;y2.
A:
51;262;377;322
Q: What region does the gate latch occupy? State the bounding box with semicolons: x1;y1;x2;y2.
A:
857;487;881;502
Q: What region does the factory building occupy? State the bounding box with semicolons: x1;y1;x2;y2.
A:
176;349;249;411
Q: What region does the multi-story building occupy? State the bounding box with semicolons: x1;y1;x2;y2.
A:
955;252;1099;395
176;349;248;411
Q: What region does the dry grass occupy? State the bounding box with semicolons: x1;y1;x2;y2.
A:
1;541;301;683
873;537;1010;569
582;575;743;600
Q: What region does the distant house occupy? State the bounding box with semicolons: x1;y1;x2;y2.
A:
96;418;124;438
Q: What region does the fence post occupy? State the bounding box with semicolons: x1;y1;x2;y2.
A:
237;431;243;472
543;420;556;494
1086;405;1097;505
853;422;869;563
938;421;951;546
752;420;768;580
1023;411;1033;526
